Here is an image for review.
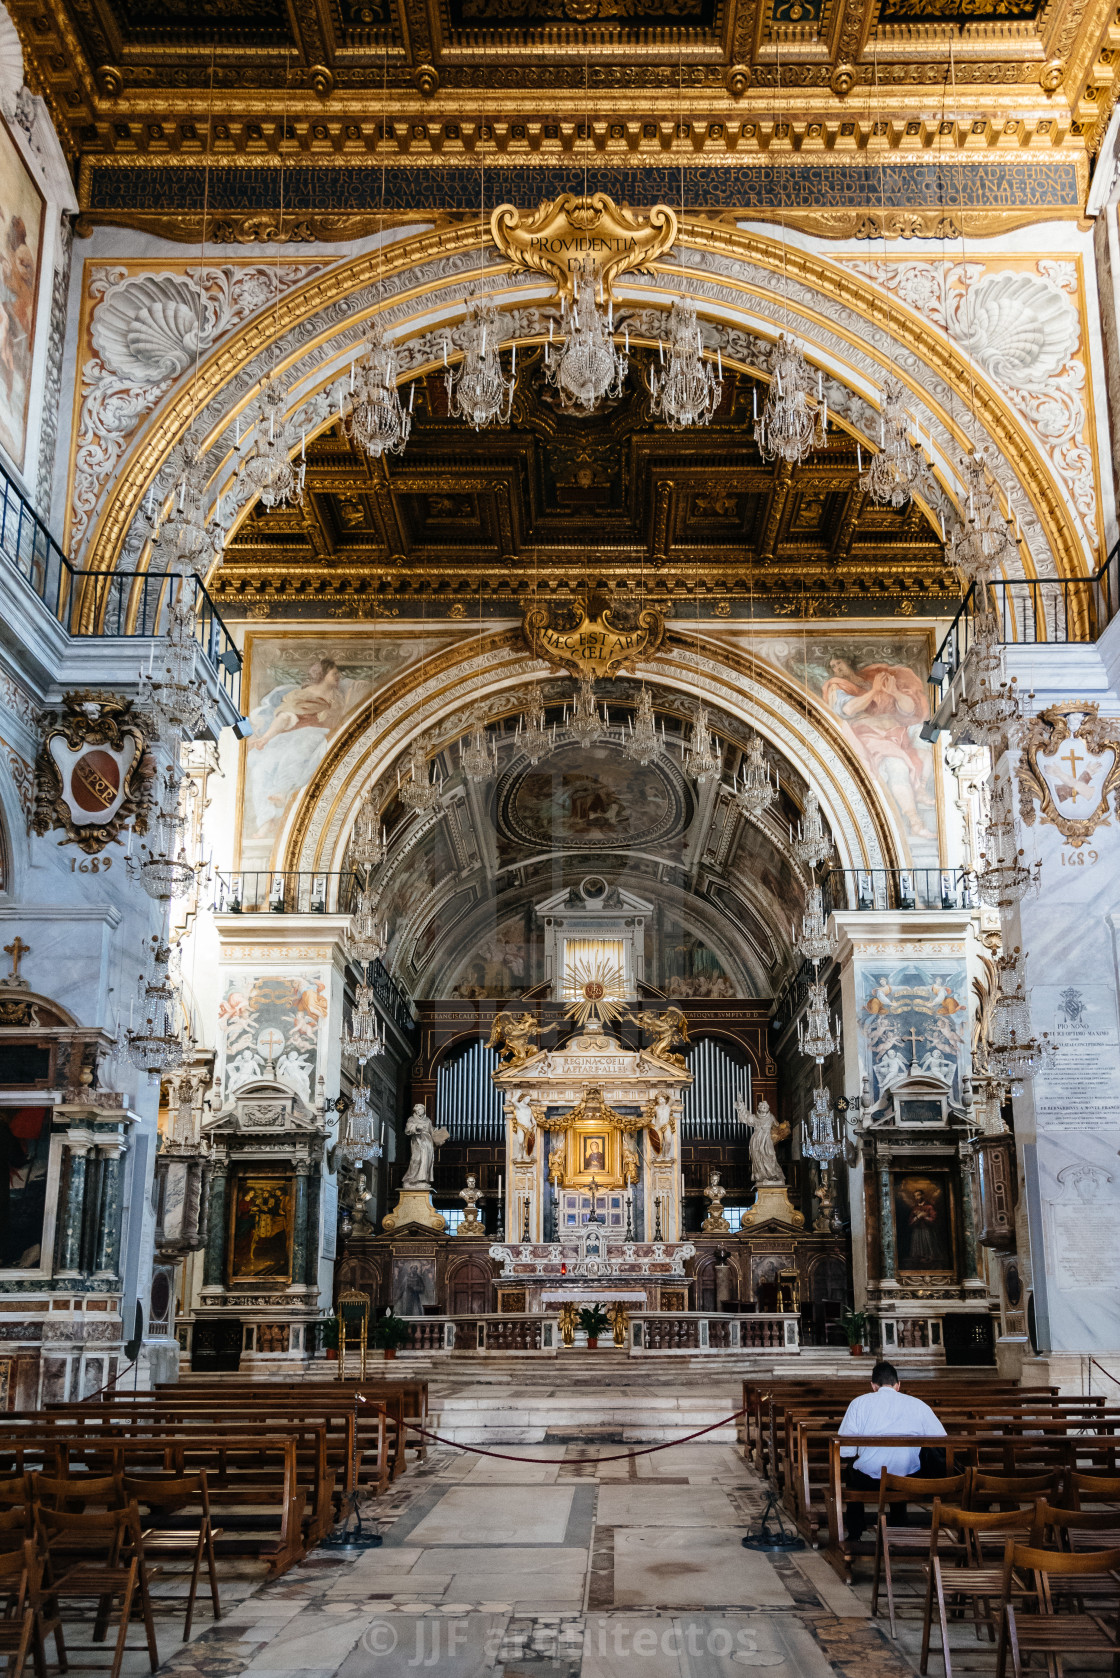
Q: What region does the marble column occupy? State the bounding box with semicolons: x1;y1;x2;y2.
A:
958;1148;981;1286
292;1163;310;1286
303;1166;320;1288
203;1163;228;1288
93;1140;126;1278
57;1132;93;1276
879;1163;898;1285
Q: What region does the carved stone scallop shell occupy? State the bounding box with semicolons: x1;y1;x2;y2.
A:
950;271;1079;389
0;8;24;123
90;273;222;386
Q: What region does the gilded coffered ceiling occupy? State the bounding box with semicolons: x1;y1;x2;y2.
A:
12;0;1115;241
212;356;954;615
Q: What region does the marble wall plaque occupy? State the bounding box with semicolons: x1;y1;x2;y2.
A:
1047;1203;1120;1291
1033;983;1120;1131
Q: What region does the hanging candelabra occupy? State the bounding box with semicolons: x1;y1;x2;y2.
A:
860;375;925;509
685;702;721;785
143;446;224;579
349;882;389;964
755;335;827;465
984;1021;1057;1096
343;978;386;1068
516;690;552;765
625;686;665;766
340;323;413;459
974;808;1040;909
731;734;776;817
544;258;628;413
798;977;838;1062
948;611;1021;748
445;295;516;430
138;594;216;743
335;1081;384;1166
349;796;386;870
460;712;499;783
793;790;833;870
649;297;722;430
125;938;193;1074
802;1082;843;1163
566;676;607;750
947;454;1018;587
397;739;443;812
991;945;1032;1042
127;767;197;901
794;887;836;964
236;369;306;510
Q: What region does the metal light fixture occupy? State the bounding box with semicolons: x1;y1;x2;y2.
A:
516;690;552;765
125;938;193;1074
649;298;722;430
860;375;925;509
138;594;215;742
947;454;1018;586
445;295;516;430
460;712;499;782
802;1082;843;1163
128;767;197;901
567;676;607;750
143;446;224;579
798;978;837;1062
544;257;627;414
397;739;443;812
335;1082;384;1166
343;979;386;1068
755;335;827;466
340;323;413;459
625;686;665;766
974;788;1039;908
731;734;776;817
794;888;836;964
349;883;389;964
349;797;386;869
236;368;306;509
793;790;833;870
685;702;721;785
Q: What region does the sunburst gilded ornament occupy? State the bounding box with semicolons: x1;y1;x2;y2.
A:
523;595;665;682
1017;701;1120;849
491;193;677;303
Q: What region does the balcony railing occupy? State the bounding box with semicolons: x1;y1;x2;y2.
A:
0;457;241;709
929;538;1120;712
213;870;362;915
822;866;976;916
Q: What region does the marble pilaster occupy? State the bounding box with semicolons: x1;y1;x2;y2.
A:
57;1131;94;1276
292;1164;310;1285
203;1163;228;1288
878;1164;898;1285
93;1140;126;1278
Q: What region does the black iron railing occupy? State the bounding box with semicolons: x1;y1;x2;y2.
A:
366;957;416;1034
0;457;241;708
213;870;362;915
929;539;1120;713
822;866;976;916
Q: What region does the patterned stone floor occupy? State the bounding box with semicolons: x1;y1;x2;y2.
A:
107;1441;938;1678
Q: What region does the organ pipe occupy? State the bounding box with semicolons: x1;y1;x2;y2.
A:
436;1040;504;1141
680;1037;752;1139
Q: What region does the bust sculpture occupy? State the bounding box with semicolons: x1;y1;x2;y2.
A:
458;1172;484;1235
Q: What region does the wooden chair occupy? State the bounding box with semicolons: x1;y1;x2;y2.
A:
1070;1472;1120;1510
0;1543;39;1678
919;1502;1035;1678
122;1474;221;1640
996;1542;1120;1678
1030;1501;1120;1557
34;1477;123;1515
38;1504;159;1678
872;1471;969;1637
970;1472;1062;1513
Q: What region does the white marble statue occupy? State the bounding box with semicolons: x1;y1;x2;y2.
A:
401;1103;449;1190
505;1089;537;1160
735;1096;787;1187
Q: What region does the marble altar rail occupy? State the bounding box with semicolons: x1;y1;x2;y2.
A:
394;1312;800;1356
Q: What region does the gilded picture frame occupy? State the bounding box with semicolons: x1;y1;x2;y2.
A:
228;1172;295;1285
564;1124;621;1187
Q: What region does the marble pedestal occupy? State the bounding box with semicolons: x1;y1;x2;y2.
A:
742;1184;805;1229
383;1188;446;1233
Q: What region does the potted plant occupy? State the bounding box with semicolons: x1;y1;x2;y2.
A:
842;1309;868;1356
578;1304;610;1349
319;1315;339;1361
372;1311;412;1360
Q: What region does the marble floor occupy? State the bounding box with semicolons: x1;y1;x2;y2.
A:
128;1441;938;1678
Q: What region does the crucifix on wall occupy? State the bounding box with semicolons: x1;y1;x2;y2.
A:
3;936;30;989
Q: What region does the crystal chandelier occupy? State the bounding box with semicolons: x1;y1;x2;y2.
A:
545;257;628;413
685;702;721;785
128;767;197;901
138;595;215;742
349;796;386;869
398;739;443;812
335;1082;384;1166
516;690;552;765
947;454;1018;587
236;368;306;510
460;713;499;783
143;446;224;579
649;298;722;430
949;611;1021;747
860;375;924;509
798;977;837;1062
567;677;607;750
793;790;833;870
340;323;413;459
125;938;192;1074
343;978;386;1068
802;1082;843;1163
445;295;516;430
984;1023;1057;1096
795;887;836;964
349;883;389;964
755;335;827;465
731;734;776;817
974;785;1039;908
625;687;665;766
992;945;1031;1041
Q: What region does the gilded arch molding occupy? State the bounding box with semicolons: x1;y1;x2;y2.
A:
80;216;1091;587
274;627;902;883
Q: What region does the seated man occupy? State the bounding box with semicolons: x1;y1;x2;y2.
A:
838;1358;946;1543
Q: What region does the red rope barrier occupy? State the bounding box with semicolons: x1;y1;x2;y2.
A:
402;1406;747;1464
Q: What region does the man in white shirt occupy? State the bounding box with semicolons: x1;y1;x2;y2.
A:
838;1360;947;1542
